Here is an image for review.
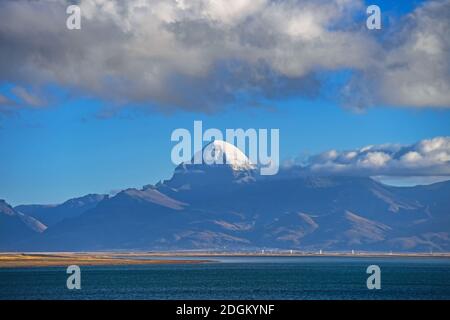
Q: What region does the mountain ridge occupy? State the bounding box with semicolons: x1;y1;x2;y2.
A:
1;149;449;252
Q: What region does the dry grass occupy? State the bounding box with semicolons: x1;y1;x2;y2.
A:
0;253;209;268
1;251;448;268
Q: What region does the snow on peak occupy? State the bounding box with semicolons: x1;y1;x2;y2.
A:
192;140;254;170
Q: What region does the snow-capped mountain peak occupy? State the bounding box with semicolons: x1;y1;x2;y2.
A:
160;140;256;190
192;140;254;171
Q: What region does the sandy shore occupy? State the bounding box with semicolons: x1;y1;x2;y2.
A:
1;251;449;268
0;253;211;268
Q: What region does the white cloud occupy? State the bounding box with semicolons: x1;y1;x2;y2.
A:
304;137;450;176
345;0;450;109
11;87;45;108
0;87;45;115
358;152;391;168
401;151;422;163
0;0;449;113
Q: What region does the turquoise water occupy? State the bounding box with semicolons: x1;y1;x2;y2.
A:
1;257;450;300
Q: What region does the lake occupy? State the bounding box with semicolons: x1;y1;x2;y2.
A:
1;256;449;300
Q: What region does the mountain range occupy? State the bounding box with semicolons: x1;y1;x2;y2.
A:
1;141;449;252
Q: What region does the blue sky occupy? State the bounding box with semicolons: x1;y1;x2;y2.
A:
1;0;449;205
2;93;449;205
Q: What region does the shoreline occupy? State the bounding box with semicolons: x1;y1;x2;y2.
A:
113;251;450;258
0;253;213;268
1;251;450;268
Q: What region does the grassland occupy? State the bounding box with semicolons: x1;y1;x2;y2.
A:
0;253;210;268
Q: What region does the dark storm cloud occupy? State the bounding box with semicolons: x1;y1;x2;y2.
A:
0;0;449;114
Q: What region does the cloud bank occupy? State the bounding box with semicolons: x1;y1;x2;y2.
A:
298;136;450;177
0;0;449;113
